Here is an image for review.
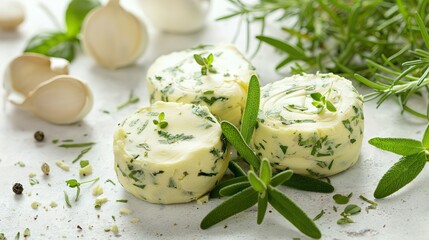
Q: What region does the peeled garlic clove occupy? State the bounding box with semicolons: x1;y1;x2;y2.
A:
14;75;93;124
4;53;69;99
82;0;148;69
0;1;25;30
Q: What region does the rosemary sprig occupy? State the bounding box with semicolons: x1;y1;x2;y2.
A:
220;1;429;118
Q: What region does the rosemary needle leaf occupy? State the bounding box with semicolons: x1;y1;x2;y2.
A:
256;36;308;61
240;75;260;143
374;152;426;198
259;158;272;185
368;138;423;156
200;187;258;229
210;176;248;198
283;174;334;193
228;160;246;177
270;170;294;187
267;186;321;239
221;121;260;169
421;124;429;149
219;182;251;197
248;171;266;192
257;192;268;224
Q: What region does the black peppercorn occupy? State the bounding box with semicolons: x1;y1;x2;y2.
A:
34;131;45;142
13;183;23;194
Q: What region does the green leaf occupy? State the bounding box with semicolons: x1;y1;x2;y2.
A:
201;187;258;229
267;186;321;239
310;92;323;101
207;53;214;64
65;179;79;188
257;192;268;224
228;160;246;177
368;138;423;156
24;32;77;62
219;182;251;197
80;160;89;168
325;101;337;112
256;36;308;60
210;176;248;198
374;152;427;198
343;204;361;215
194;54;205;65
248;171;266;192
283;174;334;193
259;158;271;185
337;217;353;225
333;194;349;204
415;13;429;52
221;121;260;169
65;0;101;36
421;124;429;149
240;75;260;143
270;170;293;187
159;122;168;129
159;112;165;121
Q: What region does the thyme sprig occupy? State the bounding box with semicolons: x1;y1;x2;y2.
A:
194;53;217;75
65;177;99;201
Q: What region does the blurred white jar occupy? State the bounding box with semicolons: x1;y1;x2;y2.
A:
139;0;210;34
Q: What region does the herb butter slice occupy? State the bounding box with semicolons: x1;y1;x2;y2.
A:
253;73;364;177
113;101;230;204
146;44;257;126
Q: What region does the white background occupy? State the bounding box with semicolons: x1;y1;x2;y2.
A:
0;0;428;239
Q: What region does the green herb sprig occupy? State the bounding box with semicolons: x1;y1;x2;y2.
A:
65;177;99;202
201;75;322;239
337;204;361;225
310;92;337;113
219;1;429;118
24;0;100;61
117;91;140;110
369;123;429;198
153;112;168;129
193;53;217;75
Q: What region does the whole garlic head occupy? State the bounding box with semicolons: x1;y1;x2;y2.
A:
82;0;148;69
0;1;25;30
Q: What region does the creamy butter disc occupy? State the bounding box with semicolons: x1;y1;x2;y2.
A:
146;44;257;126
113;101;229;204
253;73;364;177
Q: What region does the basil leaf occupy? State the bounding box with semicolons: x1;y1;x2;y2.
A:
421;124;429;148
374;152;427;198
210;176;248;198
219;182;251;197
267;186;321;239
270;170;293;187
283;174;334;193
221;121;260;169
257;192;268;224
240;75;260;143
65;0;101;36
368;137;423;156
24;32;77;62
200;187;258;229
248;171;266;192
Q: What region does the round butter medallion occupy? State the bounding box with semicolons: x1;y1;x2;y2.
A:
146;44;257;126
253;73;364;177
113;101;229;204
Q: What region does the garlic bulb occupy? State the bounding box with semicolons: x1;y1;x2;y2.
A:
82;0;148;69
0;1;25;30
4;53;69;100
11;75;93;125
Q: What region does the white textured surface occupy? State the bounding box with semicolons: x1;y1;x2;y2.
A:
0;0;428;239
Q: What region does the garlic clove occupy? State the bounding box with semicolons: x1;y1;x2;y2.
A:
13;75;93;125
4;53;69;98
0;1;25;30
82;0;148;69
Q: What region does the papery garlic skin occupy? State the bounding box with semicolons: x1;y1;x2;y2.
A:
82;0;148;69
